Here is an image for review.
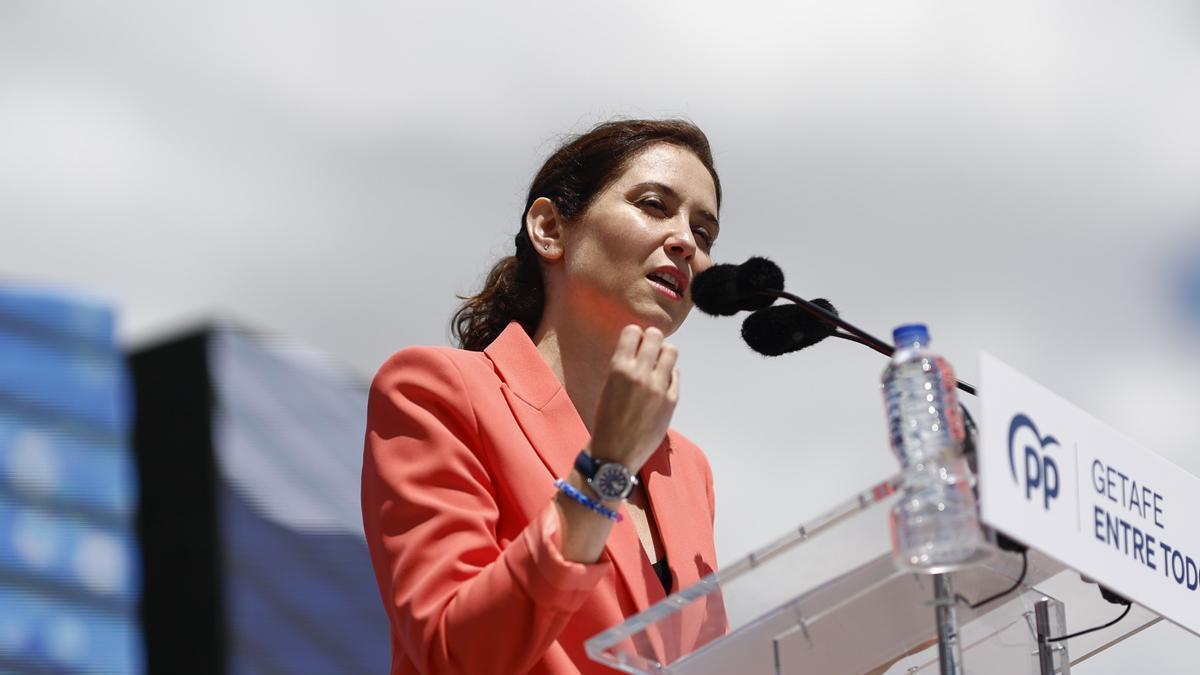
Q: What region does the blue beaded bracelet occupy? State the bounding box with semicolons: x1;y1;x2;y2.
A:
554;479;623;522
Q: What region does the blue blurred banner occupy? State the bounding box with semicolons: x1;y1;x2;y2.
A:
0;286;143;674
210;327;388;675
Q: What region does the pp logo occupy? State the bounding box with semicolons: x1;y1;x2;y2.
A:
1008;414;1060;511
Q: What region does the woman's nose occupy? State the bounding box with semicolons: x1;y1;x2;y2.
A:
664;218;697;259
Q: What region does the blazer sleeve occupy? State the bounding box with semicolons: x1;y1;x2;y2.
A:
361;346;608;674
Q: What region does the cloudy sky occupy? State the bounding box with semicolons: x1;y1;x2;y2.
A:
4;0;1199;669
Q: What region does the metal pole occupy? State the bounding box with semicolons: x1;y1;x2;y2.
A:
933;574;963;675
1034;599;1056;675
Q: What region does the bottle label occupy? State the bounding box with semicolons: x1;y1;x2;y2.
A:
934;355;965;444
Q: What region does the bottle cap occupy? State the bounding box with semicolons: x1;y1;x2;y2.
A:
892;323;930;348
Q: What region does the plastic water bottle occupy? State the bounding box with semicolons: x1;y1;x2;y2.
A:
882;324;989;573
882;324;965;468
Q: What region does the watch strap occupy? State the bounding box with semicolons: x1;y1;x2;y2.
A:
574;450;599;479
573;449;637;500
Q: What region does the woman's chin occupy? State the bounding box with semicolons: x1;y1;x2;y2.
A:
568;298;685;337
634;306;684;336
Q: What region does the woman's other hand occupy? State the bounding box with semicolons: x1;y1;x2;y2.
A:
588;324;680;473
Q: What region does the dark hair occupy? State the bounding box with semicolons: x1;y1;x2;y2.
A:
451;119;722;351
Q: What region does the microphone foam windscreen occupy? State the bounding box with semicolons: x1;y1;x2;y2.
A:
808;298;838;338
691;257;785;316
740;299;839;356
691;264;744;316
736;257;785;312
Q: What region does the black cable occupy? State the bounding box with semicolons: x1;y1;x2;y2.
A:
1047;602;1133;642
954;550;1029;609
759;289;893;355
960;404;978;440
828;332;875;350
760;289;979;397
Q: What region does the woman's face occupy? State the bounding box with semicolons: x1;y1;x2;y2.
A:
558;143;720;336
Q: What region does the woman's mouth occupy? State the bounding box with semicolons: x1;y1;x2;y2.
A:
647;271;683;300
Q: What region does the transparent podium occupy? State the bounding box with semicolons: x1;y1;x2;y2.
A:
586;474;1162;674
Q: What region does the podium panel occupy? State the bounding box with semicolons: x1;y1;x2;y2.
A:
586;474;1162;674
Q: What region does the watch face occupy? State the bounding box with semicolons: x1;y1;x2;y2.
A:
594;464;632;500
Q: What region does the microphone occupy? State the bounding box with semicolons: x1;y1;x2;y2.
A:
691;257;784;316
699;254;978;396
741;300;839;356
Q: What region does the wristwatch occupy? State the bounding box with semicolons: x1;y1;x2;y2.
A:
574;450;638;502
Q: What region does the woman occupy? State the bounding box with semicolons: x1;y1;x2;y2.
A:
362;119;723;674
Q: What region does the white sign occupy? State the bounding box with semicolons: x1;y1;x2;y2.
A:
978;352;1200;635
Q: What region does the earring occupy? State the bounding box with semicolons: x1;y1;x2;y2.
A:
543;243;549;250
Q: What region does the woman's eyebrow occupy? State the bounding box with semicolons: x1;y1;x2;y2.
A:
631;181;720;232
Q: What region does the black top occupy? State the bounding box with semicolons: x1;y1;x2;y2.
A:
650;558;672;594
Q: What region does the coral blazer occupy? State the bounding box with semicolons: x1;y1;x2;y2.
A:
362;322;720;674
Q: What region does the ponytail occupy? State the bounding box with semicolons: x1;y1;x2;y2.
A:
451;229;543;351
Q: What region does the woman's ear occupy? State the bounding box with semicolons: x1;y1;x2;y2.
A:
525;197;564;261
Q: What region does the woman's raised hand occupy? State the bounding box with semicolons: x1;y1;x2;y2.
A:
587;325;680;473
554;324;680;562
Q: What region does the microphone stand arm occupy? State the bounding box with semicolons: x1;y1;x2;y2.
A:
758;289;979;397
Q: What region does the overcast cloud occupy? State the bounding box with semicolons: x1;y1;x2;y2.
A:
4;0;1199;669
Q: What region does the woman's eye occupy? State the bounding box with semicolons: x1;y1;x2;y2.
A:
639;198;666;212
694;228;714;248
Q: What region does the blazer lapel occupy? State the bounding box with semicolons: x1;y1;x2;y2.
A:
484;323;584;477
483;323;659;617
639;436;682;591
643;429;715;658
